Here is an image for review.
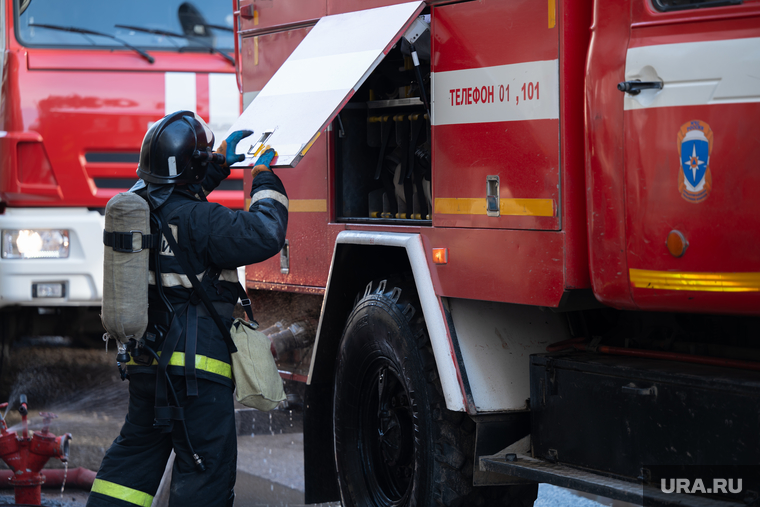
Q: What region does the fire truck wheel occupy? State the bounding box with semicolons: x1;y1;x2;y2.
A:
333;278;538;507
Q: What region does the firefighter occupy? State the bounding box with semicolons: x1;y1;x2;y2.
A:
87;111;288;507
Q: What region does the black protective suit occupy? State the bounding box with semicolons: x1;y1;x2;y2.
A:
87;169;288;507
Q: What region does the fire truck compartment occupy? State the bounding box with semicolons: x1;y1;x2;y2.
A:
334;8;431;224
335;86;431;224
530;353;760;482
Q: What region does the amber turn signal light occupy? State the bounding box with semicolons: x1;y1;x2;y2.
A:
666;230;688;258
432;248;448;265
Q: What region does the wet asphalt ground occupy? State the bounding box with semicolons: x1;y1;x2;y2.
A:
0;344;630;507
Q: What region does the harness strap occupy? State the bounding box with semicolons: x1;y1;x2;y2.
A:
237;283;255;322
154;304;186;432
185;303;199;397
139;195;209;471
103;230;159;253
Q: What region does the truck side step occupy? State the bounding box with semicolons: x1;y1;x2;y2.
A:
479;453;740;507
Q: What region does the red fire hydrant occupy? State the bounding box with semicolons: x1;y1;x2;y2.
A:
0;395;71;505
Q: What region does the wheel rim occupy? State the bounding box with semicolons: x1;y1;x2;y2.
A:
359;359;415;506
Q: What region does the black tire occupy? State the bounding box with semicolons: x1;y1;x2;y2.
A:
333;278;538;507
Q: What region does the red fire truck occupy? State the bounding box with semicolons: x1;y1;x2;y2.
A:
232;0;760;505
0;0;243;343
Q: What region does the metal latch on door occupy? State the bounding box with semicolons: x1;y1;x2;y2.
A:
487;176;499;217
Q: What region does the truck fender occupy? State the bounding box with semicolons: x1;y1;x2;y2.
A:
307;230;467;412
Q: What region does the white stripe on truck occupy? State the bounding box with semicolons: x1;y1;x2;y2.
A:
209;73;240;137
624;37;760;110
164;72;240;149
432;60;559;126
164;72;197;115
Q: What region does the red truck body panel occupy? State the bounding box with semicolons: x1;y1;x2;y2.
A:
588;0;760;314
239;0;760;315
432;0;560;233
585;0;633;309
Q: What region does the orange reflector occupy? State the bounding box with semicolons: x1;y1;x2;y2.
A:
666;230;688;258
432;248;448;265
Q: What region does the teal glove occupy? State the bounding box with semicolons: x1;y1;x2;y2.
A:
254;147;276;170
251;147;277;180
224;130;253;165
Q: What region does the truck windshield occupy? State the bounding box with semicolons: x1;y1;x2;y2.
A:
15;0;234;51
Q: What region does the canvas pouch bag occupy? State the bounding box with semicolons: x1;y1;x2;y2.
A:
229;318;286;411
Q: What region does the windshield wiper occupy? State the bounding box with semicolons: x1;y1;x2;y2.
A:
29;23;154;64
115;24;234;66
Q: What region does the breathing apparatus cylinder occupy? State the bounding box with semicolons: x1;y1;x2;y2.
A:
101;192;152;345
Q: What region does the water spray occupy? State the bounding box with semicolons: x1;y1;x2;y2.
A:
260;320;316;360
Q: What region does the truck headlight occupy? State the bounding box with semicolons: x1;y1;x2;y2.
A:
1;229;69;259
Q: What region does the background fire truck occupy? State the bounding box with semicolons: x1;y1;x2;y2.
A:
232;0;760;505
0;0;243;344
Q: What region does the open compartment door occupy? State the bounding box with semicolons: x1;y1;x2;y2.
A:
227;1;425;168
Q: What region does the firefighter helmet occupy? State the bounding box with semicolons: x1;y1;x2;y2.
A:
137;111;215;185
